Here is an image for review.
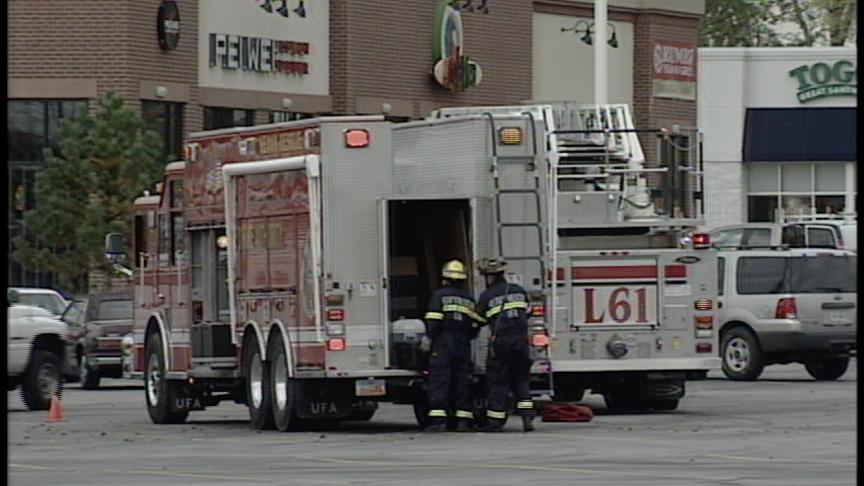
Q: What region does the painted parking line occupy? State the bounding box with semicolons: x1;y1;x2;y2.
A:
299;455;739;483
9;462;346;485
701;453;855;467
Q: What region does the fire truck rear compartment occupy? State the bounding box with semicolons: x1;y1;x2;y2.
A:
386;199;472;323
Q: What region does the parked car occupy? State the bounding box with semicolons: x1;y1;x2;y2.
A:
716;248;857;381
9;287;69;317
7;290;68;410
708;221;856;251
66;292;134;389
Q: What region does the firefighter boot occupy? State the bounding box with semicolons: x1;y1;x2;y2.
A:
455;418;472;432
482;418;505;432
520;411;536;432
424;418;447;433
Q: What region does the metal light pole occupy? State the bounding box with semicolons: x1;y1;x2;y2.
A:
594;0;608;105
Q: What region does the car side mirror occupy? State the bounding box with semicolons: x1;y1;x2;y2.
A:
105;233;127;263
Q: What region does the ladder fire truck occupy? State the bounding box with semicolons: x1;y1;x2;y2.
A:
115;102;719;429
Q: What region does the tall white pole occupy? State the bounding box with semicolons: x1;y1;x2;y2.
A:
594;0;608;105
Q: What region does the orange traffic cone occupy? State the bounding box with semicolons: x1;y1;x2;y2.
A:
45;394;65;422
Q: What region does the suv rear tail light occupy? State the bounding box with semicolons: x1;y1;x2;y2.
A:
775;298;798;319
327;337;346;351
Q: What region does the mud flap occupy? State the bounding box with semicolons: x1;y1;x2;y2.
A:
294;379;354;419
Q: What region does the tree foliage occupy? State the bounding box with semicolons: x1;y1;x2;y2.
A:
700;0;857;47
12;92;163;292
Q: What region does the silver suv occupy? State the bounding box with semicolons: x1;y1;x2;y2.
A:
717;248;856;381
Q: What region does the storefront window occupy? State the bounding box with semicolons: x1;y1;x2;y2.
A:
142;101;184;163
204;107;254;130
8;99;87;288
746;162;853;222
269;111;313;123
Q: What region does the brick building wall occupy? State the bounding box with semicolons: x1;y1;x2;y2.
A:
8;0;202;138
632;11;701;166
331;0;534;118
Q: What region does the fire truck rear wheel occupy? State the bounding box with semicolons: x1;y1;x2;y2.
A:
144;333;189;424
602;391;649;413
243;336;275;430
267;335;297;432
649;399;680;411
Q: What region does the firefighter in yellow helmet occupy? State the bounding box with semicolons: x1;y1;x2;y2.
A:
422;259;485;432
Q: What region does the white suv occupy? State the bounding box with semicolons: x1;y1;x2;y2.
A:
7;291;68;410
709;222;856;251
717;249;856;381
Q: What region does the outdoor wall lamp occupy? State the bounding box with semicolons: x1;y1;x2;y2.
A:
561;21;618;48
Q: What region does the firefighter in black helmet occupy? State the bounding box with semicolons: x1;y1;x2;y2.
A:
422;260;485;432
476;258;536;432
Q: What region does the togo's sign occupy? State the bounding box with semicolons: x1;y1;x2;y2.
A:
789;60;856;103
431;1;482;92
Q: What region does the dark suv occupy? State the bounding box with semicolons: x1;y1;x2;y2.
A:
66;292;133;389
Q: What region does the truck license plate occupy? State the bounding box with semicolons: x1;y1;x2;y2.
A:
829;312;849;324
355;379;386;397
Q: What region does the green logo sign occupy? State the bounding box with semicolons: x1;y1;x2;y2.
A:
431;1;482;92
789;60;856;103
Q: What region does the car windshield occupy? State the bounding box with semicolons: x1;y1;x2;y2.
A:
788;255;857;293
97;300;133;320
16;294;64;315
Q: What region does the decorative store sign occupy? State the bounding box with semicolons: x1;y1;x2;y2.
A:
652;41;696;101
431;0;482;93
209;34;310;75
198;0;328;95
255;0;307;18
157;0;181;50
789;60;857;103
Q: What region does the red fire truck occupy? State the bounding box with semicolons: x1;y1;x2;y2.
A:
112;103;718;429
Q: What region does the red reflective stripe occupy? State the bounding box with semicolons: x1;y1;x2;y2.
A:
571;265;657;280
664;265;687;279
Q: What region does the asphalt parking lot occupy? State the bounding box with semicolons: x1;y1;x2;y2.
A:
8;361;856;486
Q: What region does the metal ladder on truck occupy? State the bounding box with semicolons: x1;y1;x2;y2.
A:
482;111;554;398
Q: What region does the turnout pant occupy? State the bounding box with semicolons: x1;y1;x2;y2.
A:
485;332;534;420
427;335;474;421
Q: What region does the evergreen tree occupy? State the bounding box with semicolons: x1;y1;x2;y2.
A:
12;92;163;292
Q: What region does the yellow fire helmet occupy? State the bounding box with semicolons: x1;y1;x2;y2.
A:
441;259;468;280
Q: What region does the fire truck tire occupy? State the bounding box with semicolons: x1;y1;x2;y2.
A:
602;391;649;412
144;333;189;424
268;335;298;432
804;357;849;381
349;409;376;421
721;327;764;381
243;336;275;430
649;399;680;411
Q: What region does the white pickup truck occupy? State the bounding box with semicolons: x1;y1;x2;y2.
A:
7;293;68;411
